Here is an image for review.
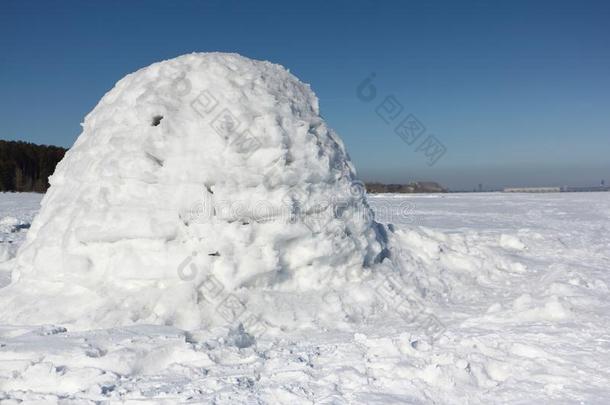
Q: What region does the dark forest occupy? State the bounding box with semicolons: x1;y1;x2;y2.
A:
0;140;67;193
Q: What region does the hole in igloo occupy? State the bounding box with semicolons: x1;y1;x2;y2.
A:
151;115;163;126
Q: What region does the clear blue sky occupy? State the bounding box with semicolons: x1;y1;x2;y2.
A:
1;0;609;190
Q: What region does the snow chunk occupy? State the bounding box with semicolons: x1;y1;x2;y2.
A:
499;234;526;250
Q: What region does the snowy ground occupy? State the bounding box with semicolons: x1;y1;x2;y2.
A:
0;193;41;285
1;191;609;404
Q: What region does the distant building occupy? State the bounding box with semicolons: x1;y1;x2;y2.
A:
564;186;610;192
503;187;561;193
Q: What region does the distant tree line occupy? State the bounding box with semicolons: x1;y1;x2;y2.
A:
366;181;447;194
0;139;449;194
0;140;67;192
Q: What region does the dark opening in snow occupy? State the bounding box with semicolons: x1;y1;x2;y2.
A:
151;115;163;126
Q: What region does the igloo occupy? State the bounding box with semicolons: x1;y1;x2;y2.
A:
1;53;388;329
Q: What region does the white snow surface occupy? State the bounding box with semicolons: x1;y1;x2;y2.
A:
0;53;387;330
1;191;609;403
0;193;40;281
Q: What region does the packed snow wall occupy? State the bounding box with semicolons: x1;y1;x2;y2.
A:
1;53;389;328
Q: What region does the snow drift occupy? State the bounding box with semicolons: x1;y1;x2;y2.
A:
0;53;389;329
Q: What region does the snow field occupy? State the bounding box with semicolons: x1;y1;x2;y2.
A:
0;192;609;403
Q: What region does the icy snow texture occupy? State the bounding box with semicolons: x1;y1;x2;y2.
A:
1;53;386;329
1;192;610;403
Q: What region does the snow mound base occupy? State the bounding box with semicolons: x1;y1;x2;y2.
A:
1;53;388;329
